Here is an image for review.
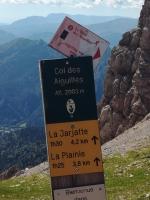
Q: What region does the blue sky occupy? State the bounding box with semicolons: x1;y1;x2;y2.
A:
0;0;144;23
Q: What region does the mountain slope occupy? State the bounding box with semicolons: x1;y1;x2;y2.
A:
0;127;47;173
1;14;119;38
102;114;150;156
0;38;61;126
0;15;137;47
1;16;57;37
89;18;138;34
0;29;16;45
47;13;120;25
95;47;111;102
88;18;138;47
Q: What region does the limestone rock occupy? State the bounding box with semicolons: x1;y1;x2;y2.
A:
100;105;112;127
99;0;150;144
111;94;125;113
100;122;113;144
0;166;19;180
130;28;142;49
120;76;131;94
111;47;134;75
131;97;148;116
132;48;141;73
140;27;150;50
103;67;114;99
123;88;134;117
112;112;123;136
119;32;131;46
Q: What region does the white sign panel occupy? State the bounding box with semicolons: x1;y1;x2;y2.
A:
54;184;106;200
49;17;109;70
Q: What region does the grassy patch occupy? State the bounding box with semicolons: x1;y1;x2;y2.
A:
0;174;51;200
104;146;150;200
0;146;150;200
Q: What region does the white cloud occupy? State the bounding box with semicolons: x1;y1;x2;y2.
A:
105;0;144;8
74;2;93;9
0;0;144;8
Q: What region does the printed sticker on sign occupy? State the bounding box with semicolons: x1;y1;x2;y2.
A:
54;184;106;200
49;17;109;70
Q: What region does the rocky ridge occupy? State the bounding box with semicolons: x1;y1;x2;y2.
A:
99;0;150;143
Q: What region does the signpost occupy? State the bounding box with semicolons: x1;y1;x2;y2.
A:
40;56;107;200
49;17;109;70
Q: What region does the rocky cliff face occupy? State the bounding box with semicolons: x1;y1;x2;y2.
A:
99;0;150;144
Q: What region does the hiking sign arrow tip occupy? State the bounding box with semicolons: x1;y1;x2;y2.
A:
91;136;99;145
93;48;101;60
94;157;101;166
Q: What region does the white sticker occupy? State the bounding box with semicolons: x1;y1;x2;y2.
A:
49;17;109;70
54;184;106;200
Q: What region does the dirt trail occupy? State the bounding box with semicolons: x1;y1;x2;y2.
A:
102;115;150;157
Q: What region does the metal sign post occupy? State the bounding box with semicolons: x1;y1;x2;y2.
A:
40;56;107;200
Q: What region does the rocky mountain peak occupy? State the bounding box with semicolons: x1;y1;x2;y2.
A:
99;0;150;144
139;0;150;29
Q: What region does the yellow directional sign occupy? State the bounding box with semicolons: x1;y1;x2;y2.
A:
46;120;103;177
40;56;107;200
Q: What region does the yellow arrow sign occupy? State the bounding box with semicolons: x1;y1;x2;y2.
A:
46;120;103;177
